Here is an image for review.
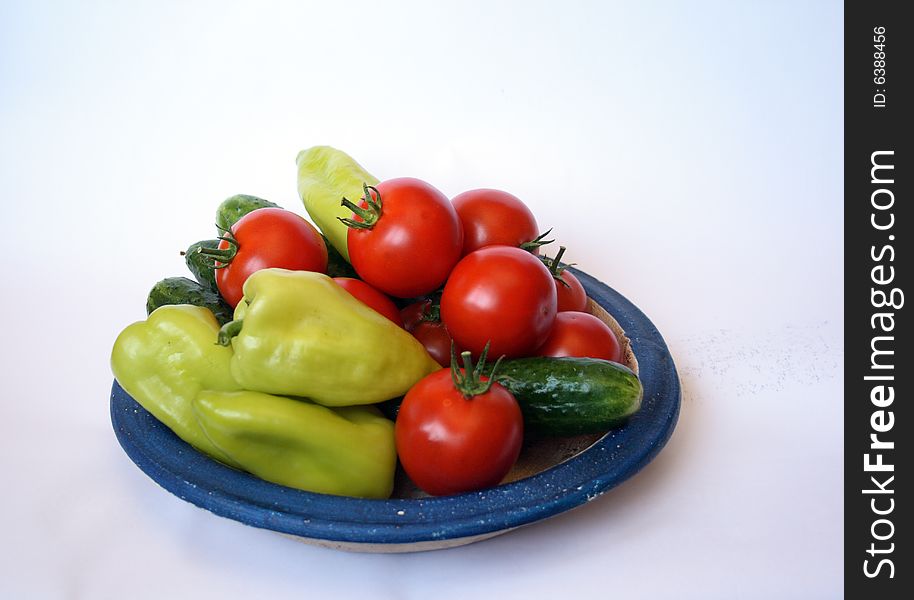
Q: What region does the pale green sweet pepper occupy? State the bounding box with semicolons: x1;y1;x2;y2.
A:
219;268;440;406
110;305;243;467
111;303;400;497
193;390;396;498
296;145;379;262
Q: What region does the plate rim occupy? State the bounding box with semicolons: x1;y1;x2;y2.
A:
110;268;681;547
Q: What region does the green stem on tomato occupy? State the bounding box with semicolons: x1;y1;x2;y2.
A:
520;228;554;252
419;290;444;323
338;183;383;230
541;245;573;288
197;231;239;265
449;341;505;399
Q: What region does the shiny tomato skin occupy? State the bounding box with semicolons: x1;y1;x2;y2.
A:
400;300;463;367
333;277;403;327
215;208;327;307
400;300;431;331
395;369;524;496
409;322;455;367
400;301;456;367
556;269;588;312
452;189;539;255
347;178;463;298
536;311;622;362
441;246;557;358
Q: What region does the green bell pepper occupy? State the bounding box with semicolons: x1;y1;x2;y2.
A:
296;146;379;262
111;304;399;497
220;268;440;406
110;305;242;467
193;390;396;498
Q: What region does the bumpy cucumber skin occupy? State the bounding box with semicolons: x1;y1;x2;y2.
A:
184;239;220;291
497;357;643;437
215;194;279;232
146;277;234;325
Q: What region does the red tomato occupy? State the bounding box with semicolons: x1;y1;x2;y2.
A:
541;247;588;312
441;246;557;358
333;277;403;327
451;189;541;255
209;208;327;307
400;300;460;367
345;178;463;298
536;311;622;362
556;270;588;312
395;361;523;496
410;323;455;367
400;300;431;331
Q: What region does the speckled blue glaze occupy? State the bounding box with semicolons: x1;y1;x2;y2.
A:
110;268;680;549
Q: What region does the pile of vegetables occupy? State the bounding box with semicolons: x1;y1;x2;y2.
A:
111;146;643;499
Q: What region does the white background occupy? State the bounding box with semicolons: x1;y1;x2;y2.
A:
1;1;843;598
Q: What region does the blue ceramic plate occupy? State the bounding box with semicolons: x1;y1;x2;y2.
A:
110;269;680;552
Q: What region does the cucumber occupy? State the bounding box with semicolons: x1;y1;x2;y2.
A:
497;357;642;437
183;239;220;291
377;396;403;422
215;194;279;232
323;234;359;279
146;277;233;325
379;357;643;438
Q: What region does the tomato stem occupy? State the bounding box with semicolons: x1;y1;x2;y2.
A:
197;235;239;265
449;342;505;399
550;246;567;272
461;350;475;378
520;228;554;252
541;245;574;288
197;245;235;261
338;183;383;230
418;290;443;323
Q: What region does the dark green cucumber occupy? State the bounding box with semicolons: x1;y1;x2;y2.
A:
215;194;279;232
497;357;643;437
323;234;359;279
377;396;403;422
184;239;220;291
146;277;234;325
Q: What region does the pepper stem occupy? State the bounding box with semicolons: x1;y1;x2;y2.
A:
449;342;505;399
338;183;383;230
216;319;243;346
